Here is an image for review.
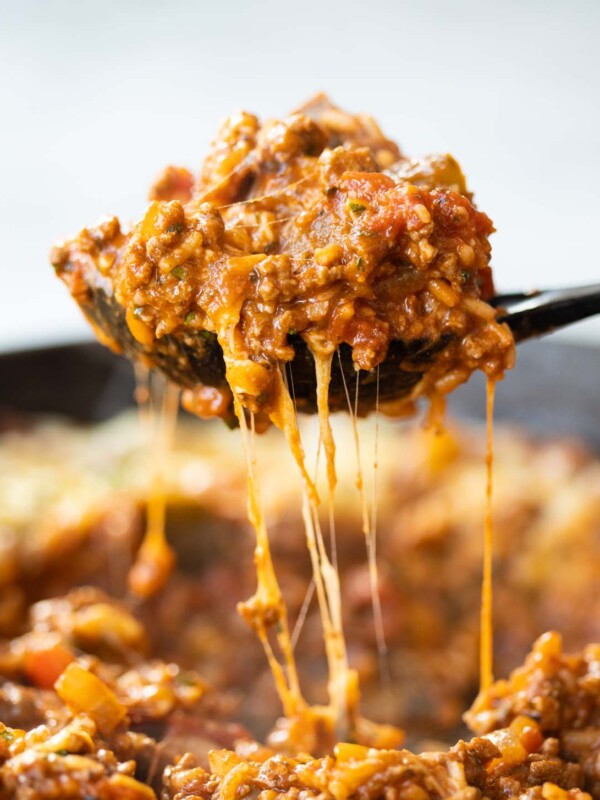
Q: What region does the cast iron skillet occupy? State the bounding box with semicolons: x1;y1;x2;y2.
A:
75;279;600;414
0;338;599;448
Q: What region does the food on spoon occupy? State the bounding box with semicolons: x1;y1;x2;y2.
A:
51;96;514;421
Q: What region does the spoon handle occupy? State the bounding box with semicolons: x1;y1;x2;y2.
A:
490;284;600;342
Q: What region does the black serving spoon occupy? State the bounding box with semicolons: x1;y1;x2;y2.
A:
78;282;600;415
489;284;600;342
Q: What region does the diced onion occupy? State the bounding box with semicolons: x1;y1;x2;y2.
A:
55;663;127;733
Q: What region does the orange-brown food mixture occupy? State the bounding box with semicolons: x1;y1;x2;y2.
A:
164;632;600;800
5;413;600;746
51;97;514;420
40;96;592;799
0;592;597;800
49;97;519;760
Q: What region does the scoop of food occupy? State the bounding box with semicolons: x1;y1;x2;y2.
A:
52;96;595;422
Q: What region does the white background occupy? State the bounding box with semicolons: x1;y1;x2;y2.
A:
2;0;599;351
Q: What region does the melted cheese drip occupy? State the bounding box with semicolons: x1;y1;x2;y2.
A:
269;369;319;504
314;353;338;566
234;395;304;717
213;323;398;743
128;369;177;599
339;359;388;682
368;371;389;682
272;362;356;734
480;377;496;692
314;353;337;493
290;578;315;650
212;327;311;719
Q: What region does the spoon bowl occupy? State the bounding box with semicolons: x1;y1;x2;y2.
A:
78;278;600;415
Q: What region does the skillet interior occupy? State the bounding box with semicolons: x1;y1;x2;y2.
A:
0;337;599;744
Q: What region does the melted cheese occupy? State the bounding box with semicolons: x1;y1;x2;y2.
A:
314;352;337;494
368;370;389;682
270;360;356;734
148;283;499;741
268;369;318;504
202;267;393;739
339;361;389;682
234;395;304;718
129;354;497;745
128;369;177;599
480;377;496;692
314;352;338;568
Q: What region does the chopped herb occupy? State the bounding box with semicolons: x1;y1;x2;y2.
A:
459;268;471;284
55;749;69;756
200;330;216;341
348;201;366;215
184;311;196;325
0;730;14;742
356;257;364;271
133;306;145;317
166;222;184;234
170;265;186;280
288;328;297;336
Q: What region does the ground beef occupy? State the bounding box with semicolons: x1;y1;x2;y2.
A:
0;606;599;800
51;96;514;420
